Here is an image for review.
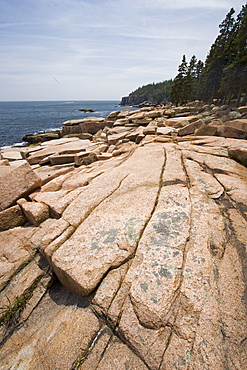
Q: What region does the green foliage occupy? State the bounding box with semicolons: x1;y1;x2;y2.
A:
170;55;188;105
125;4;246;107
0;296;27;326
170;55;204;105
171;4;246;106
71;345;90;369
200;4;247;105
129;79;173;104
200;8;236;102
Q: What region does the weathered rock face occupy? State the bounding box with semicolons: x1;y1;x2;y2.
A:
0;161;42;211
25;138;92;165
0;134;247;369
62;117;109;136
228;146;247;167
0;282;149;370
1;102;247;369
17;198;50;226
0;205;27;232
22;131;61;144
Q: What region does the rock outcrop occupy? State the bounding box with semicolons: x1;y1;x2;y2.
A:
0;161;42;211
59;103;247;149
23;131;61;144
0;103;247;369
62;117;109;136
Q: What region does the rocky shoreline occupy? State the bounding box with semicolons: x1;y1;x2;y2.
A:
0;101;247;369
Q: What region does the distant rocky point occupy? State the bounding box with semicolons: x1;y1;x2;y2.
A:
120;95;164;107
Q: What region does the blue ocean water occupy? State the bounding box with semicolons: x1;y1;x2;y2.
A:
0;100;136;149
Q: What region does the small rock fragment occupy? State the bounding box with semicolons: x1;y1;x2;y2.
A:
17;198;50;226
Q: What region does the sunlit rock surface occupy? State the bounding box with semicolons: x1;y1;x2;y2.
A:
0;108;247;369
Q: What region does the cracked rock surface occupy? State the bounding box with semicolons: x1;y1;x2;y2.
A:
0;136;247;369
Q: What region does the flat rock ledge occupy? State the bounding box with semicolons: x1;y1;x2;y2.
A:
0;103;247;370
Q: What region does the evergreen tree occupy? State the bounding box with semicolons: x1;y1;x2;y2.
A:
200;8;236;103
233;4;247;105
195;60;204;80
171;55;204;105
124;4;246;107
187;56;204;101
170;55;189;105
186;55;197;101
217;4;247;106
188;55;198;78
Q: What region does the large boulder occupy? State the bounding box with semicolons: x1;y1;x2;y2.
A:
107;132;128;145
0;162;42;211
22;131;61;144
0;205;27;231
194;124;218;136
0;148;23;161
74;151;98;166
228;146;247;167
62;117;107;136
52;145;166;296
227;111;242;120
107;110;120;119
177;120;203;136
17;198;50;226
113;118;130;126
49;153;76;165
225;118;247;131
0;227;37;291
165;115;199;127
144;110;162;118
217;125;247;139
26;138;91;165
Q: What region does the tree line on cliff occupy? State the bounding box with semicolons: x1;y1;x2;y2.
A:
123;4;247;107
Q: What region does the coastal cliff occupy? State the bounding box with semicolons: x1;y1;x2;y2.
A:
120;94;157;106
120;80;173;107
0;102;247;369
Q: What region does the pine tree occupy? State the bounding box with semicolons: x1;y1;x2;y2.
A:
170;55;189;105
234;4;247;105
186;55;197;101
217;4;247;106
171;55;204;104
186;56;204;101
200;8;236;103
195;60;204;80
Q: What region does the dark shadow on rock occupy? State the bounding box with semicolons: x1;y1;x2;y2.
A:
37;254;50;270
48;281;93;309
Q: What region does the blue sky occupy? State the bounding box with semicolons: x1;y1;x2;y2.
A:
0;0;245;101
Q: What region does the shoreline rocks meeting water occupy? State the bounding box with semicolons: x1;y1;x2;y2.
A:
0;101;247;369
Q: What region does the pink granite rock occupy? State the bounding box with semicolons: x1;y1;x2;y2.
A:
0;205;27;231
0;162;42;211
17;198;50;226
1;111;247;369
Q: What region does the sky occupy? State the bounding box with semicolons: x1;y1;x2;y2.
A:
0;0;245;101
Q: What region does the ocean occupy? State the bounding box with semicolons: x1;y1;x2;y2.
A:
0;100;137;149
